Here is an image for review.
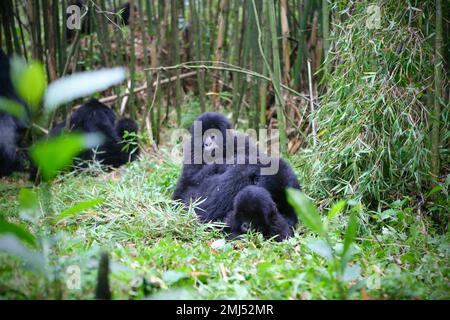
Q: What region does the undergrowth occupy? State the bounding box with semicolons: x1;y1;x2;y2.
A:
0;150;448;300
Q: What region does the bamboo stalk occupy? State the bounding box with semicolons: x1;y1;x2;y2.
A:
46;0;58;81
431;0;443;181
128;0;137;117
322;0;329;75
268;0;287;155
189;0;206;112
307;58;316;146
170;0;182;125
280;0;290;85
230;0;242;124
138;0;155;146
211;0;228;109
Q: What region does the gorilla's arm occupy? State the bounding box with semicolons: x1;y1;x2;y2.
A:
258;158;301;227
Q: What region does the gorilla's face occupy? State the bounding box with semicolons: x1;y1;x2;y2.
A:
234;207;270;234
190;112;231;162
203;130;220;156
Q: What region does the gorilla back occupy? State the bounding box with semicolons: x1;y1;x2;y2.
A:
51;99;139;169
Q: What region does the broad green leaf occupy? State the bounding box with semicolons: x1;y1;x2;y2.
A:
0;219;37;247
0;234;45;273
53;198;104;223
44;68;126;111
342;212;358;260
342;263;361;282
11;57;46;109
0;97;28;120
306;239;333;261
30;132;104;181
18;188;40;223
18;188;39;209
162;271;188;285
328;200;346;220
286;188;326;237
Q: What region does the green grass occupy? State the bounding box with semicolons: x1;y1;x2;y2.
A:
0;149;448;300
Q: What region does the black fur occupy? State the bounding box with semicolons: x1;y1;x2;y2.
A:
50;99;139;169
225;186;293;241
172;112;232;201
172;112;301;240
184;164;261;222
256;158;300;227
116;2;133;25
0;49;29;177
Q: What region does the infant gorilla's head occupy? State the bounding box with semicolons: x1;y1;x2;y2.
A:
190;112;232;160
226;185;293;241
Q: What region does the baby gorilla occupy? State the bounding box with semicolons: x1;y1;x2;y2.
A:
226;186;293;241
173;112;232;202
51;99;139;168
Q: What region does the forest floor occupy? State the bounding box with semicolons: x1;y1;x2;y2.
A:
0;148;448;299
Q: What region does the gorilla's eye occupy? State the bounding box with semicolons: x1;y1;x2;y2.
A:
241;221;251;232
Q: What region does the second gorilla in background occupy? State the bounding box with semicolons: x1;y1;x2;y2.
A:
51;99;139;168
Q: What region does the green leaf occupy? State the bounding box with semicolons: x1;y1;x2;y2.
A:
286;188;326;237
342;212;358;260
53;198;104;223
342;263;360;282
0;234;45;273
426;185;443;197
11;57;46;109
30;132;104;181
306;239;333;261
18;188;40;223
44;68;126;111
328;200;346;220
0;97;28;119
18;188;39;210
0;219;37;247
162;271;188;285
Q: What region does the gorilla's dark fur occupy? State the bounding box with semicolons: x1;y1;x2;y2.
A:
0;49;30;177
173;112;301;240
51;99;139;168
172;112;232;201
226;186;293;241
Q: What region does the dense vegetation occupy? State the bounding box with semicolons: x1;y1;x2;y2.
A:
0;0;448;299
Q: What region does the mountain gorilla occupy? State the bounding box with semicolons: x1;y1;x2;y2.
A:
172;112;300;240
226;186;293;241
51;99;139;168
172;112;232;202
0;49;30;177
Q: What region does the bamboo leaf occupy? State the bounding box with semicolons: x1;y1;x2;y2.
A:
53;198;105;224
286;188;326;237
30;133;104;181
0;220;37;247
342;211;358;260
